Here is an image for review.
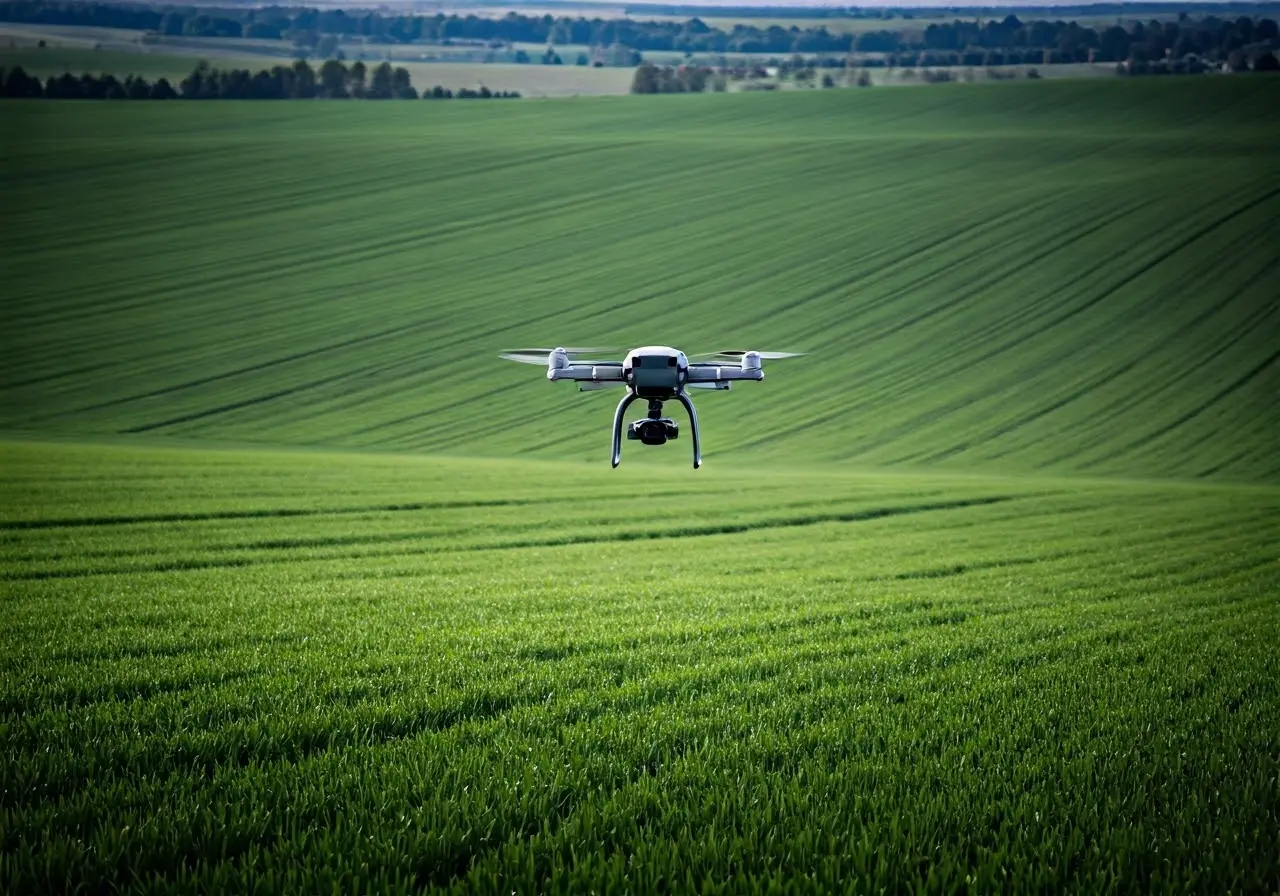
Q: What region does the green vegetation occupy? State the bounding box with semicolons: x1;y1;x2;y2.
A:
2;58;523;98
2;77;1278;891
2;441;1278;891
631;59;716;91
3;78;1277;480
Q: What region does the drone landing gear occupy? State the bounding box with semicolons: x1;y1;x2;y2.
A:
611;392;701;469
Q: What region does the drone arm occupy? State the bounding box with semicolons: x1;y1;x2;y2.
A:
549;365;626;384
674;392;702;470
611;390;641;468
685;366;764;385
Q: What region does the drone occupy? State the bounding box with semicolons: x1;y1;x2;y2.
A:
499;345;802;468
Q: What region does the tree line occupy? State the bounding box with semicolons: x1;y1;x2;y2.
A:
1;1;1278;63
624;3;1280;17
0;59;521;99
630;62;720;93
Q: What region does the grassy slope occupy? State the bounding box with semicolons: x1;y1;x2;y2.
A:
2;80;1279;892
3;78;1278;482
2;440;1278;892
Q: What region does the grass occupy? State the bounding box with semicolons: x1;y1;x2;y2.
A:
2;78;1277;481
2;440;1277;892
2;77;1279;891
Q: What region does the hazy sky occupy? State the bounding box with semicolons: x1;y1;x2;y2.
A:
627;1;1213;5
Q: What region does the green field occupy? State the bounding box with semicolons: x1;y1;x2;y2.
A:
2;79;1279;891
4;79;1277;479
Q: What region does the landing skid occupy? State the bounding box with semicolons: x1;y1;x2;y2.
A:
611;392;701;469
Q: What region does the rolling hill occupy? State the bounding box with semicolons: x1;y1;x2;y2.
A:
4;78;1280;893
2;78;1278;481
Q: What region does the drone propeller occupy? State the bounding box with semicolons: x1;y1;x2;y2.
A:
499;347;619;365
692;350;806;361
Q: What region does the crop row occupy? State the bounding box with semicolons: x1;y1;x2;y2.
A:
2;79;1277;481
2;442;1278;891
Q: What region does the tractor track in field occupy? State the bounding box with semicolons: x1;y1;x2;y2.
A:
1;495;1019;582
0;488;718;532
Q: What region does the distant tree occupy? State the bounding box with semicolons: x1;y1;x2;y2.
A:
290;59;316;98
101;74;126;99
244;22;282;40
180;61;209;98
316;34;341;59
368;61;394;98
514;49;530;63
630;61;660;93
1254;50;1280;71
821;72;835;88
681;64;709;91
44;72;81;98
391;65;415;98
575;52;589;66
856;68;872;87
150;77;177;99
348;60;367;98
125;74;151;99
158;12;184;35
319;59;348;97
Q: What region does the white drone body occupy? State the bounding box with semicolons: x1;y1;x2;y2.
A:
500;345;801;468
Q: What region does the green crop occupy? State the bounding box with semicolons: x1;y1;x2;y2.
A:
2;441;1277;892
2;78;1277;480
2;77;1278;893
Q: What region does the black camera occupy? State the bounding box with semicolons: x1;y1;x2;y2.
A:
628;418;679;445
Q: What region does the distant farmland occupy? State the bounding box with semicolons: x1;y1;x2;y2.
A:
0;23;635;96
2;78;1278;893
4;78;1277;480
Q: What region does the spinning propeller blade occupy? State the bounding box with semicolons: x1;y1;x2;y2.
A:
692;350;806;361
499;347;618;365
499;352;555;365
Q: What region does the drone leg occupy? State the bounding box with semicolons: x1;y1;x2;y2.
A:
674;392;702;469
611;390;640;468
